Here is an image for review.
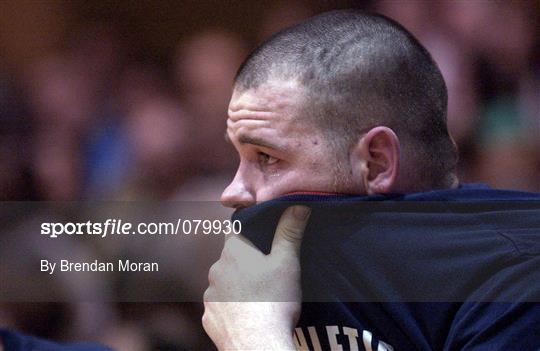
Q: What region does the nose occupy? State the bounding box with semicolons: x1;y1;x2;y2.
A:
220;170;255;209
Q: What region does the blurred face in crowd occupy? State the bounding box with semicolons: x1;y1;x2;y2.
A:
221;80;361;208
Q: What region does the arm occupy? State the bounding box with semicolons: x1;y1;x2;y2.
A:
203;206;311;350
445;302;540;350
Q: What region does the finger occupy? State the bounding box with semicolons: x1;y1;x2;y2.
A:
208;261;220;285
203;287;213;302
271;205;311;257
221;235;264;261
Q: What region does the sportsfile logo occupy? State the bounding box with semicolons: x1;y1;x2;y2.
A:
41;219;241;238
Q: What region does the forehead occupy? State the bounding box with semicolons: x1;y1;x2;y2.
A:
228;80;305;118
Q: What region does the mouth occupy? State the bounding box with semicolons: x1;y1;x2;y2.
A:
231;191;349;214
284;190;345;196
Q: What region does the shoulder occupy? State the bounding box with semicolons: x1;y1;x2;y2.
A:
0;329;111;351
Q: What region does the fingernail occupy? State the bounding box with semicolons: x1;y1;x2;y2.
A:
292;206;311;220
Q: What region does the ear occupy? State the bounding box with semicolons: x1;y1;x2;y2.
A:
350;126;400;195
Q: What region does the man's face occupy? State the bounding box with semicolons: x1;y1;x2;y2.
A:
221;80;360;208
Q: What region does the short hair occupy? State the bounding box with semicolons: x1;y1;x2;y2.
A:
235;9;458;189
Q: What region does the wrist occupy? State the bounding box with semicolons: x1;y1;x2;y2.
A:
225;328;295;350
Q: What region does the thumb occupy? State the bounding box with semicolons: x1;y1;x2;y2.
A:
271;205;311;257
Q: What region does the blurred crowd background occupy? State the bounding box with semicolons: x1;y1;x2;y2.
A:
0;0;539;350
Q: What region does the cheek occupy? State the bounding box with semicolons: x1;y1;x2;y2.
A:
256;167;335;200
255;172;299;201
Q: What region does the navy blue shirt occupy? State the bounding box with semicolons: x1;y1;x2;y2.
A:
234;185;540;350
0;329;110;351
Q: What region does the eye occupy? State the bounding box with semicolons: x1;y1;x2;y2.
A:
258;152;278;165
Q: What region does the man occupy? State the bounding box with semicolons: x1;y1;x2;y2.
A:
203;9;540;350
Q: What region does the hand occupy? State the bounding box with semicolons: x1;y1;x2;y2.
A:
203;205;311;350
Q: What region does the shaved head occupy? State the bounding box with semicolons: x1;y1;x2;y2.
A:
234;10;458;189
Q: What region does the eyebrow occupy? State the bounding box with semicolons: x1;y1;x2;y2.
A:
239;135;280;150
224;133;280;150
